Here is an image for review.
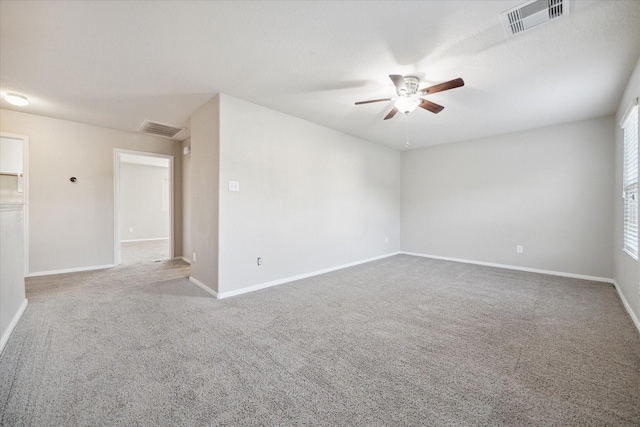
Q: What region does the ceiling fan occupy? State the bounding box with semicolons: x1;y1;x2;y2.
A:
355;75;464;120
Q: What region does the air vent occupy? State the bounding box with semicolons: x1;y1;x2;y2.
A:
501;0;570;37
138;120;185;139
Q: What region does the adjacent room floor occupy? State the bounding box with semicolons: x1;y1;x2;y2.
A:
1;255;639;426
120;239;170;265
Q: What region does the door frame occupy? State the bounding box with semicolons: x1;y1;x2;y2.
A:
1;132;29;276
113;149;174;265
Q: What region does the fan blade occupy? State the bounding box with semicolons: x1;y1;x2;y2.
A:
355;98;393;105
419;99;444;114
419;78;464;95
389;75;407;93
384;107;399;120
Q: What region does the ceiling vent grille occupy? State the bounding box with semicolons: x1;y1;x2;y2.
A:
501;0;570;36
138;120;185;139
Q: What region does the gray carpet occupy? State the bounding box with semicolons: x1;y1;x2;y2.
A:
1;255;639;426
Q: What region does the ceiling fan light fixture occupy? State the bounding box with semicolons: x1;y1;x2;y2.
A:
355;75;463;120
395;97;420;114
5;93;29;106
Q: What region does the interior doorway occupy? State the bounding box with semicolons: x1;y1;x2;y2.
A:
114;149;174;266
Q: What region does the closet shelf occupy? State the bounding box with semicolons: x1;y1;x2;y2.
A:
0;171;23;177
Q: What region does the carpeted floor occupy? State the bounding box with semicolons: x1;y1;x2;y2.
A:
1;254;639;426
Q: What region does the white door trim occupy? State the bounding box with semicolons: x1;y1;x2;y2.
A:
1;132;29;276
113;149;174;265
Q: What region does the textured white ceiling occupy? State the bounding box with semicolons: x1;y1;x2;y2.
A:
1;1;639;150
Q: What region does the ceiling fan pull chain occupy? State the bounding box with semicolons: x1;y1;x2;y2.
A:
404;114;410;150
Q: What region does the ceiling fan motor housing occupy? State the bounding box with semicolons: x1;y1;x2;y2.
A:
400;76;420;96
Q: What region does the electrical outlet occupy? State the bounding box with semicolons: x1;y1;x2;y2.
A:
192;252;197;262
129;227;133;233
257;257;262;266
385;237;389;244
516;245;524;254
229;180;240;192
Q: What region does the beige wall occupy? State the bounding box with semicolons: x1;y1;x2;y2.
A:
189;97;220;292
217;94;401;295
401;116;615;279
614;56;640;325
0;109;183;274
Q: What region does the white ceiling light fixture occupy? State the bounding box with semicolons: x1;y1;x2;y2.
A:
395;96;421;115
5;93;29;106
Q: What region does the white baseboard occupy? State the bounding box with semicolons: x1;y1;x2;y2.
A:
28;264;116;277
217;252;401;299
121;238;169;243
401;252;614;284
0;299;28;355
175;256;191;264
612;280;640;335
189;276;218;298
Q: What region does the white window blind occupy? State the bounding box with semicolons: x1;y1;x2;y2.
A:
623;104;639;259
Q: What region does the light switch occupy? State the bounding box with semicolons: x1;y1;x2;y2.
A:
229;180;240;192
